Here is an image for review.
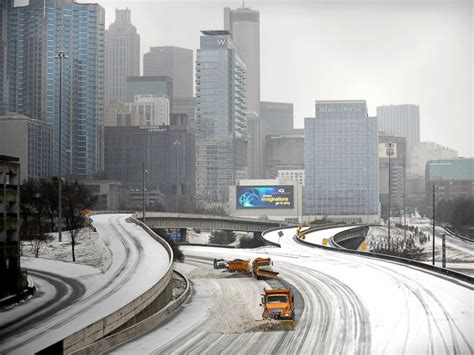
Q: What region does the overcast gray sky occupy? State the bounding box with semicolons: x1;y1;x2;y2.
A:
19;0;474;156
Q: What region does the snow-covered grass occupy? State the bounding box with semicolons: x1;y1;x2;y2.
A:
21;228;111;271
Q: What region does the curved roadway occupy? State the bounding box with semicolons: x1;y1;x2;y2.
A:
114;226;472;354
0;214;170;354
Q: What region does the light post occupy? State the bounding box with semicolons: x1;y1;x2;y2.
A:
403;153;407;244
385;142;394;250
173;139;181;211
55;51;68;242
432;183;435;265
142;163;148;225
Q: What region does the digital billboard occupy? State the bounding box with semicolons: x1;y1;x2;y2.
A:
236;185;294;209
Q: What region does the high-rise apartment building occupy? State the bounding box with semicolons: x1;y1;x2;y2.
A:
377;104;420;173
260;101;294;134
305;100;379;223
195;30;247;202
224;7;260;114
0;114;53;180
0;1;10;115
143;46;193;99
105;8;140;104
8;0;105;177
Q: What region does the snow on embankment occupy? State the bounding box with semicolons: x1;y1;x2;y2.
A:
0;214;172;354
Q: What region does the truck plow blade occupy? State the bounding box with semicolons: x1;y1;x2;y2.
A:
256;270;279;279
251;319;295;331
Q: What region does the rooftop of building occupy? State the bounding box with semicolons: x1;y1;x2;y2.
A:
201;30;231;36
127;76;172;83
426;158;474;181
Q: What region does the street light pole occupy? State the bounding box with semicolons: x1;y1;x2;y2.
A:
403;153;407;243
55;51;68;242
385;142;394;250
173;139;181;212
432;183;435;266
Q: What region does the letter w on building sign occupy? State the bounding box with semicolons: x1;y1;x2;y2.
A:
217;39;226;47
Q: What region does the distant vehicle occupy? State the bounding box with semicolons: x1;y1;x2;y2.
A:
261;288;295;330
213;258;228;269
252;257;279;280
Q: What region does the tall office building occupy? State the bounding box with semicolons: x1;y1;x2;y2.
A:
105;8;140;104
143;46;193;99
195;30;247;202
377;104;420;173
260;101;294;134
8;0;105;177
224;6;260;114
247;112;268;179
0;1;10;115
265;130;304;179
305;100;379;223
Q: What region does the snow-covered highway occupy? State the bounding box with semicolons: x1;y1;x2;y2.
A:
114;226;472;354
0;214;170;354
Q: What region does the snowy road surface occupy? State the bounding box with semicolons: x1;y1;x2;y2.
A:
114;226;472;354
0;214;170;354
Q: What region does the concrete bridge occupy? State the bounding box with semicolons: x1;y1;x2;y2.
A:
138;212;289;233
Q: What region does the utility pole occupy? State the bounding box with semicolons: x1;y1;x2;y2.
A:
142;161;147;225
173;139;181;212
385;142;394;250
432;183;435;266
403;153;407;243
55;51;68;242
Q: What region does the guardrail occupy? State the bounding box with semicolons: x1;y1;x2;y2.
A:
58;215;174;354
297;228;474;285
71;270;190;355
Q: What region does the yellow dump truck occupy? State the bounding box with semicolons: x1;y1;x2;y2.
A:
252;257;279;280
261;288;295;330
226;259;251;273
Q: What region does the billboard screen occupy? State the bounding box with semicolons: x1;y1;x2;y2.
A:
236;185;294;209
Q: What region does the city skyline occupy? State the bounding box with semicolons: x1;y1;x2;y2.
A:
87;0;472;157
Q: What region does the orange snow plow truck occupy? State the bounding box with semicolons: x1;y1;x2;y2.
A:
252;257;279;280
226;259;251;273
260;288;295;330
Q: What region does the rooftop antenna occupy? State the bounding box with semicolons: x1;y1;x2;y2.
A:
242;0;245;8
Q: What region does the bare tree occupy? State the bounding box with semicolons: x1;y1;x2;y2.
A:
63;181;97;262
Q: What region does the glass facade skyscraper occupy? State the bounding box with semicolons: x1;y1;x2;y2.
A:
7;0;105;177
224;7;260;114
304;100;379;223
195;30;247;202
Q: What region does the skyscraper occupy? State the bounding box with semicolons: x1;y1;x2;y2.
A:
8;0;105;177
105;8;140;104
305;100;379;223
195;30;247;202
143;46;193;99
224;6;260;114
377;104;420;173
0;1;10;116
260;101;294;134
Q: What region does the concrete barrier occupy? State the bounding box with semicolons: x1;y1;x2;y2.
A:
297;228;474;285
58;215;174;354
71;270;191;355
